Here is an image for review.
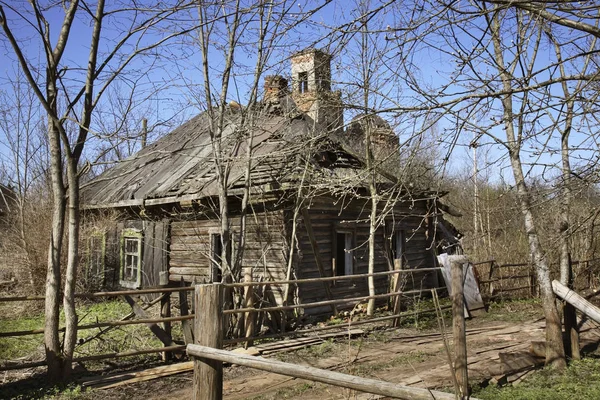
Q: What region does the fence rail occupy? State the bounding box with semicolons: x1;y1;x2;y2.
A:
0;267;445;372
4;257;599;374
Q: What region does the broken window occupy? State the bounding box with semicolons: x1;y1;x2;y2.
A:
333;230;354;277
120;229;142;288
298;71;309;93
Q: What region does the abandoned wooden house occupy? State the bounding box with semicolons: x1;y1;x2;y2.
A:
81;48;460;313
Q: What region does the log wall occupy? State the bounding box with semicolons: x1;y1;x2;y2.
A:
295;196;437;314
169;210;288;305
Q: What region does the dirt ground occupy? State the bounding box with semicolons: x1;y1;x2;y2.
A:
99;316;600;400
3;311;600;400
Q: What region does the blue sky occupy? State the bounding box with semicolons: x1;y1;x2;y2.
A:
1;0;598;191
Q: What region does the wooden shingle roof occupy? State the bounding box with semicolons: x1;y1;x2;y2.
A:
81;102;335;209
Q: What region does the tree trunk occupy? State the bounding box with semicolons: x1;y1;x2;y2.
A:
62;159;80;379
490;9;566;369
44;118;66;381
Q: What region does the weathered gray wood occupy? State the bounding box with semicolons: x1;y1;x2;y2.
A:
124;295;174;347
180;279;194;345
193;284;224;400
301;208;337;315
438;254;485;317
553;280;600;324
451;256;469;399
186;344;462;400
161;292;172;361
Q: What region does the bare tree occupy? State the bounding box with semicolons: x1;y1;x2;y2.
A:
0;0;193;380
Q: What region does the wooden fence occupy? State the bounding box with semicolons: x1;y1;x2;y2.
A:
473;257;600;300
188;256;472;400
0;267;446;373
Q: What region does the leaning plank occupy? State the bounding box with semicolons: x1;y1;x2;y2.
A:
179;280;194;345
124;295;174;346
552;280;600;324
187;344;465;400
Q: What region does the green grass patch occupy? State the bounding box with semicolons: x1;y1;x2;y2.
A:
474;358;600;400
1;299;180;364
0;310;45;360
477;298;543;324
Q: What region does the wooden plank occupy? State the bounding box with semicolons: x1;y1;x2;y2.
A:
438;254;485;317
180;280;194;345
124;295;174;347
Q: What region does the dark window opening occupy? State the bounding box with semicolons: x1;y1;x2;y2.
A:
334;231;353;276
298;71;308;93
210;233;223;283
390;230;405;269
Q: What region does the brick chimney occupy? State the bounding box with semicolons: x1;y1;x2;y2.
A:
290;48;343;133
263;75;288;104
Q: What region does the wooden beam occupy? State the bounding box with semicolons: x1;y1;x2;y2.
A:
301;208;337;315
451;256;469;399
553;280;600;324
186;344;462;400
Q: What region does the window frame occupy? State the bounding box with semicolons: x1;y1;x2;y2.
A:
120;229;143;289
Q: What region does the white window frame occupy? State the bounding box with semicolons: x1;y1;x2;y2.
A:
120;229;143;289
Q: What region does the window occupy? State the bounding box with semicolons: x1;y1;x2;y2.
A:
333;230;354;276
298;71;308;93
87;232;106;289
120;229;142;288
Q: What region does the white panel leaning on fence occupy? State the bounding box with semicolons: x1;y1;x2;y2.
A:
438;254;486;317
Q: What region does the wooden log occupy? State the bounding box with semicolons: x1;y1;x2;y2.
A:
186;344;461;400
451;256;469;399
552;280;600;324
301;208;337;315
193;284;224;400
223;287;442;315
221;268;441;288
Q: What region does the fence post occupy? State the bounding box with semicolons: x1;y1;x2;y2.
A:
451;257;469;399
160;291;172;361
193;283;224;400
